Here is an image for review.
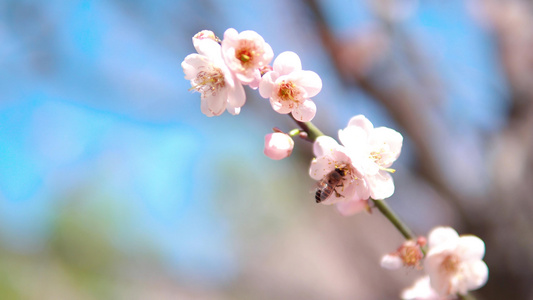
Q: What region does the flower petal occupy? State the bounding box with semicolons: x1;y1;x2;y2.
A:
456;235;485;261
259;71;276;98
269;97;292;114
309;156;336;181
202;90;227;117
462;260;489;292
380;254;403;270
428;227;460;251
336;199;368;216
291;70;322;98
194;39;222;58
367;171;395;200
182;54;208;80
227;81;246;112
370;127;403;167
347;114;374;133
273;51;302;75
291;99;316;122
313;136;341;158
338;125;369;155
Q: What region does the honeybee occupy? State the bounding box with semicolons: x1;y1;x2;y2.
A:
315;167;348;203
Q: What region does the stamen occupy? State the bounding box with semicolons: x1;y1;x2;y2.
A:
278;81;300;105
189;67;225;96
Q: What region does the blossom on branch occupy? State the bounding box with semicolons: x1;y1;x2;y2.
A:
259;51;322;122
221;28;273;88
381;238;426;270
182;34;245;117
264;132;294;160
309;135;370;214
424;227;489;297
309;115;402;215
338;115;403;200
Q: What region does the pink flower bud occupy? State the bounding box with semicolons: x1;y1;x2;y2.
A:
264;132;294;160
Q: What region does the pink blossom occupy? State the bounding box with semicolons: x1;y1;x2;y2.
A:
338;115;403;200
264;132;294;160
424;227;489;297
381;239;425;270
309;136;370;214
221;28;273;87
182;33;245;117
401;276;449;300
259;51;322;122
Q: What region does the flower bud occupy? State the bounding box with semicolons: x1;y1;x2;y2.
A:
264;132;294;160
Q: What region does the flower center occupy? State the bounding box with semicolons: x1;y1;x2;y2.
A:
235;40;260;68
399;244;423;268
370;149;396;173
277;81;300;107
189;66;225;97
441;254;460;274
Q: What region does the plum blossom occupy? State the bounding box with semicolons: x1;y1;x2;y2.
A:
221;28;273;87
264;132;294;160
309;115;402;215
259;51;322;122
182;32;245;117
338;115;403;200
424;227;489;297
401;276;451;300
309;135;370;215
381;238;426;270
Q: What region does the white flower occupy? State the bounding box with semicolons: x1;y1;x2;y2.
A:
424;227;489;296
309;135;370;213
182;34;245;117
338;115;403;200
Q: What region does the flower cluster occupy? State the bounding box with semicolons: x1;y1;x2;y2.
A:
183;29;322;121
183;29;489;299
309;115;403;214
381;227;489;299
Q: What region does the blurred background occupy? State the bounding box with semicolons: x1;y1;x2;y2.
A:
1;0;532;299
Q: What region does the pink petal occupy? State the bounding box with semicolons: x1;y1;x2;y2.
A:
262;43;274;65
309;156;336;181
462;260;489;291
194;39;222;58
259;71;276;98
370;127;403;166
338;125;368;154
227;81;246;111
291;99;316;122
202;91;227;117
273;51;302;75
291;70;322;98
247;69;262;90
380;254;403;270
182;54;208;80
428;227;460;250
336;199;368;216
367;171;395;200
269;98;292;114
425;253;452;296
223;28;239;42
347;115;374;133
456;235;485;261
313;136;341;158
264;133;294;160
226;106;240;115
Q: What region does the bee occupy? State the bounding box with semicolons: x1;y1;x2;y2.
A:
315;167;348;203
